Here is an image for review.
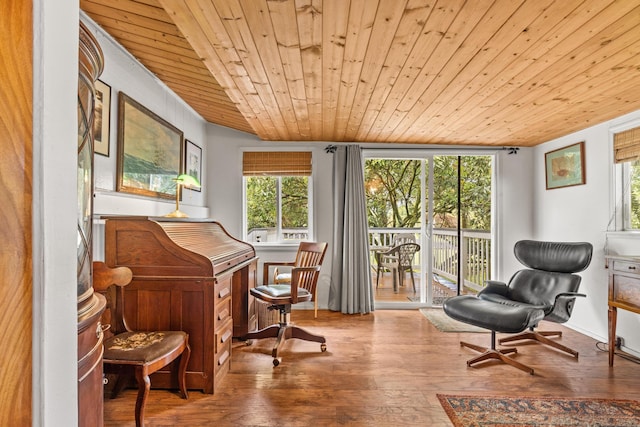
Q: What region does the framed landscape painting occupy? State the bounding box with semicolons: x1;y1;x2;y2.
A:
545;141;585;190
184;140;202;192
116;93;183;199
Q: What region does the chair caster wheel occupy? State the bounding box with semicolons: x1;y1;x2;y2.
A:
273;358;281;367
321;343;327;352
245;339;253;346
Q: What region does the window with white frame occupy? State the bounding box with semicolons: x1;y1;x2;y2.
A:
614;125;640;230
243;151;312;244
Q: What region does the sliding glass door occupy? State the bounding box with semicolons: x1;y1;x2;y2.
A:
364;153;494;307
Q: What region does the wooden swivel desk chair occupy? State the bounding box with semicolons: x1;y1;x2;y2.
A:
247;242;328;366
271;241;327;318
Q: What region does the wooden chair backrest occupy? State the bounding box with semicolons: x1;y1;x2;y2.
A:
92;261;133;336
292;242;328;296
294;241;328;268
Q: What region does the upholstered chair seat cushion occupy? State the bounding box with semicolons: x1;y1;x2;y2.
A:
104;331;189;363
444;295;545;334
254;284;311;298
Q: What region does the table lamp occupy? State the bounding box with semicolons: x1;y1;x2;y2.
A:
165;174;201;218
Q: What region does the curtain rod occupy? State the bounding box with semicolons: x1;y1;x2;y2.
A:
325;145;519;155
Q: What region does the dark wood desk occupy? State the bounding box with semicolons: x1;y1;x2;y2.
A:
605;255;640;366
104;216;258;393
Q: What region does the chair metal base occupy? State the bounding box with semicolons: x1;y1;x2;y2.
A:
461;331;534;375
499;328;578;357
245;305;326;366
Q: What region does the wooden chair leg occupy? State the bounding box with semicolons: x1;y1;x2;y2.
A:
245;324;281;340
134;369;151;427
271;324;288;359
177;343;191;399
314;289;318;318
290;325;325;344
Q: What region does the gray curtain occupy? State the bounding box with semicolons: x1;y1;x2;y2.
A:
328;145;374;314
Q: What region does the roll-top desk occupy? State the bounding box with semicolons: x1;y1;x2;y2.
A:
605;255;640;366
104;216;258;393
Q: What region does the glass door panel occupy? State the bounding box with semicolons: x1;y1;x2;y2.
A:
365;154;493;306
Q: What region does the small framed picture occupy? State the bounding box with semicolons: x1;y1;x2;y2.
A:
545;141;586;190
185;140;202;192
93;80;111;156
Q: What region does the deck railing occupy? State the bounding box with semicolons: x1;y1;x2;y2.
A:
247;228;308;243
368;227;491;292
248;226;491;291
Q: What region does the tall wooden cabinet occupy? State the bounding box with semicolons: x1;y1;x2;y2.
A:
77;22;106;427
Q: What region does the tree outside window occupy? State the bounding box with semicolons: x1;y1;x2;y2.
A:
364;156;492;231
245;175;309;243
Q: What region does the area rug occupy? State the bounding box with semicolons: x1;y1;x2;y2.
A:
419;308;488;333
437;394;640;427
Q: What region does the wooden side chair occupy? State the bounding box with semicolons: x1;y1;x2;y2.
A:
247;242;328;366
93;261;191;427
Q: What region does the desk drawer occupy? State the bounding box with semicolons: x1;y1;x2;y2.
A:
214;318;233;376
215;275;232;303
611;274;640;311
215;296;232;325
611;260;640;275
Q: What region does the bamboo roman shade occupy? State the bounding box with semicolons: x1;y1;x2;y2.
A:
614;126;640;163
243;151;312;176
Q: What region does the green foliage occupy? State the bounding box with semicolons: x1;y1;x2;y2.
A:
282;176;308;228
460;156;492;230
365;156;492;231
245;176;309;232
246;177;276;230
365;159;421;228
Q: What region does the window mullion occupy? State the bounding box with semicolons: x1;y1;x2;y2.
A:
277;176;283;241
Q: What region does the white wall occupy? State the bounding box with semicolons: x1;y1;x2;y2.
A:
206;129;537;312
533;109;640;355
206;123;335;306
494;147;536;276
34;0;79;425
80;15;211;261
80;15;209;224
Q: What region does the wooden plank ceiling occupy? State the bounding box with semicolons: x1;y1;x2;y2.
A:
81;0;640;146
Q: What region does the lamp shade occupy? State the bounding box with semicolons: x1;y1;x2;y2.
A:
176;174;201;189
164;174;201;218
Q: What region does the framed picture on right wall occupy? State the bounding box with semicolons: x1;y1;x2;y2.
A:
545;141;586;190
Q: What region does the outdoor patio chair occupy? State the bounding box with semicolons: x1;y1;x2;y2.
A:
379;242;421;293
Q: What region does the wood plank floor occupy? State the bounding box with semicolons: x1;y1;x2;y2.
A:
103;309;640;426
